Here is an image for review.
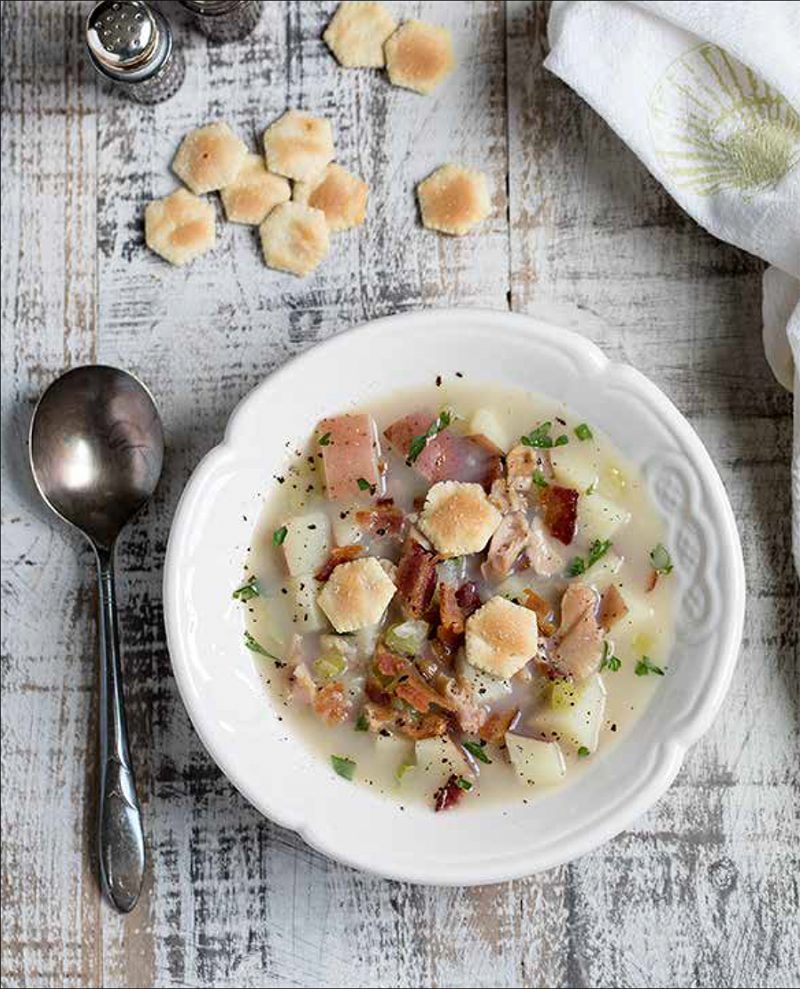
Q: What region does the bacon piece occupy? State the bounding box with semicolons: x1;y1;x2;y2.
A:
361;701;395;732
646;569;659;592
483;511;530;580
396;675;459;715
539;485;579;545
553;583;604;680
355;502;406;540
397;712;449;740
520;588;557;637
314;543;364;582
313;681;350;724
375;646;408;678
439;583;466;634
479;707;519;743
395;538;439;618
365;677;392;706
384;411;501;486
455;581;481;617
318;413;380;501
434;774;467;812
598;584;628;630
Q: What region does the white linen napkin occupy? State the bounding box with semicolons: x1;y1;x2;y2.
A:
544;0;800;569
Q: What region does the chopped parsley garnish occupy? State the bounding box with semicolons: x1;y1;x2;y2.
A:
318;431;332;446
354;712;369;732
243;631;280;663
331;755;356;780
454;776;473;791
574;423;593;441
232;575;260;601
273;525;288;546
532;469;549;488
463;740;492;764
577;746;590;758
600;642;622;672
356;477;373;492
635;655;664;677
407;409;452;463
569;539;612;576
520;421;569;449
650;543;673;575
585;480;597;495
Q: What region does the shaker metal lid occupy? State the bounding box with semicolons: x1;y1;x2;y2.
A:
87;1;158;71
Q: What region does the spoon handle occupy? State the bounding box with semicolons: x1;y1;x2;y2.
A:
94;545;145;913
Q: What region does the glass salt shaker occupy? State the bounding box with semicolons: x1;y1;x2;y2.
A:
86;1;185;104
179;1;263;43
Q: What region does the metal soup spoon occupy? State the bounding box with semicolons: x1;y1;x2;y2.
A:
29;365;164;913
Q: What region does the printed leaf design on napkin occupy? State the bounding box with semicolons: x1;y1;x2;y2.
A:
648;43;800;197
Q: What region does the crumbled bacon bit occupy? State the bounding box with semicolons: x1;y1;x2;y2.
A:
439;583;466;634
455;581;481;617
314;544;364;582
395;538;439;618
396;675;458;715
434;774;467;812
375;646;408;678
479;707;519;743
396;711;449;739
313;681;350;724
520;587;557;637
539;485;579;545
355;502;406;539
365;677;392;706
646;569;659;592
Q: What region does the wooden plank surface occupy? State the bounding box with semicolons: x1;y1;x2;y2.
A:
1;2;797;987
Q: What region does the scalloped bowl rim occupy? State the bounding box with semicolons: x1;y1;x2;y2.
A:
163;308;745;885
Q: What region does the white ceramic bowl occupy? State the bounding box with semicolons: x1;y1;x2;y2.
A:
164;308;745;885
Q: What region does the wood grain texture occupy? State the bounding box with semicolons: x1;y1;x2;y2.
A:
1;2;797;987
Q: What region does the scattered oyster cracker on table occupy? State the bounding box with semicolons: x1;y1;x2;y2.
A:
144;2;490;274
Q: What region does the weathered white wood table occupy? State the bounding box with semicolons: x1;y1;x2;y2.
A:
2;2;797;986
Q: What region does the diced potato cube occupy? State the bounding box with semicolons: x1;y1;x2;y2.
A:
414;736;471;789
578;493;631;542
282;511;331;576
468;408;509;452
530;673;607;753
551;443;600;493
456;651;513;704
506;734;567;786
288;576;328;632
612;590;655;646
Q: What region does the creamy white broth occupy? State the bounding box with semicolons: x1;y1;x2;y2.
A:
241;379;676;811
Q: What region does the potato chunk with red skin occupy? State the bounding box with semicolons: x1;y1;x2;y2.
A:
384;411;501;486
317;414;379;500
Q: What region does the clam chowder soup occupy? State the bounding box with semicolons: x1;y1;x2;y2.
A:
239;381;676;812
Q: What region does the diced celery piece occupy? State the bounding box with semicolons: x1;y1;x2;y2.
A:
505;734;567;786
313;654;346;680
396;761;415;783
384;619;429;657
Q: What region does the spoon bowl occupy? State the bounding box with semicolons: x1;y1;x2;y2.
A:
30;365;163;550
30;364;163;913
